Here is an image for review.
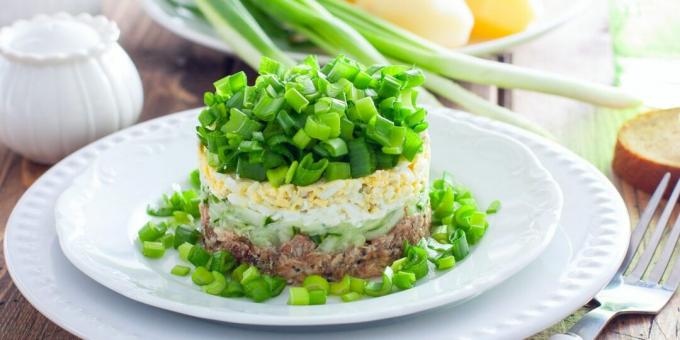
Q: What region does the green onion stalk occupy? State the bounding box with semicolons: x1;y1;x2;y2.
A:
245;0;552;137
317;0;641;109
195;0;552;137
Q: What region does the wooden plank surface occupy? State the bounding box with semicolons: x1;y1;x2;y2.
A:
0;0;677;339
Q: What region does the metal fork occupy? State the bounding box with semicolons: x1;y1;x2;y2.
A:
551;173;680;340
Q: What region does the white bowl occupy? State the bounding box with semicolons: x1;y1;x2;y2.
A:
0;0;101;27
0;13;143;164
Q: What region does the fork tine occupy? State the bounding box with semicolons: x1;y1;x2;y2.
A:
653;193;680;287
663;240;680;292
661;215;680;291
620;173;671;272
627;178;680;283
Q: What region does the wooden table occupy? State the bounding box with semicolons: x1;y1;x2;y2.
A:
0;0;677;339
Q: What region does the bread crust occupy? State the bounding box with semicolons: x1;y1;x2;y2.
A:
612;110;680;197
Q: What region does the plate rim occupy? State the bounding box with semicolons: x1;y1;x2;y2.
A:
3;107;629;338
50;108;563;326
140;0;591;57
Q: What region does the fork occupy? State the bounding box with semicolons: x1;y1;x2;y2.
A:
551;173;680;340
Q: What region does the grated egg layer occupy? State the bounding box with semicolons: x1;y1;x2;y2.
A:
199;134;430;227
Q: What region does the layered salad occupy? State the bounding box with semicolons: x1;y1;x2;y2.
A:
195;55;431;282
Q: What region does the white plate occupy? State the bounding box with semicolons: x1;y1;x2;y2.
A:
141;0;590;57
52;108;562;326
4;108;629;339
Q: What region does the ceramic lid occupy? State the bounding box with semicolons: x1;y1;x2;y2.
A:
0;12;119;65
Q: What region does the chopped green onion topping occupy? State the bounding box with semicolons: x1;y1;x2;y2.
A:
197;55;428;186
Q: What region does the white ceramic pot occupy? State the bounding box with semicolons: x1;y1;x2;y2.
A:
0;13;143;164
0;0;101;27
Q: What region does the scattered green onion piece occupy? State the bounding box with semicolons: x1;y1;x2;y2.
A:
142;241;165;258
449;229;470;261
202;271;228;295
210;251;236;273
350;277;367;294
265;276;287;297
240;265;261;285
244;278;271;302
303;275;330;294
188;245;211;267
486;200;501;214
364;268;393;297
390;257;407;272
435;256;456;270
189;169;201;189
178;242;194;261
393;271;416;290
329;275;351;295
402;245;429;279
171;265;191;277
173;226;201;248
159;233;174;249
192;266;215;286
431;225;449;244
288;287;310;305
341;292;362;302
221;280;245;298
138;222;166;242
231;263;250;282
309;289;327;305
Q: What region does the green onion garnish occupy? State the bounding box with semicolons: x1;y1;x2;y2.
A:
142;241;165;258
170;265;191;277
173;226;201;249
178;242;194;262
350;277;367;294
341;291;362;302
329;275;351;295
138;222;166;242
309;289;327;305
202;271;227;295
188;245;211;267
435;255;456;270
192;266;215;286
486;200;501;214
244;278;271;302
196;55;428;187
288;287;310;305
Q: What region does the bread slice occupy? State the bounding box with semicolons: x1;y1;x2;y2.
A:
613;108;680;196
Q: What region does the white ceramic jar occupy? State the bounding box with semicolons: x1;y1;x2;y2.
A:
0;0;101;27
0;13;143;164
